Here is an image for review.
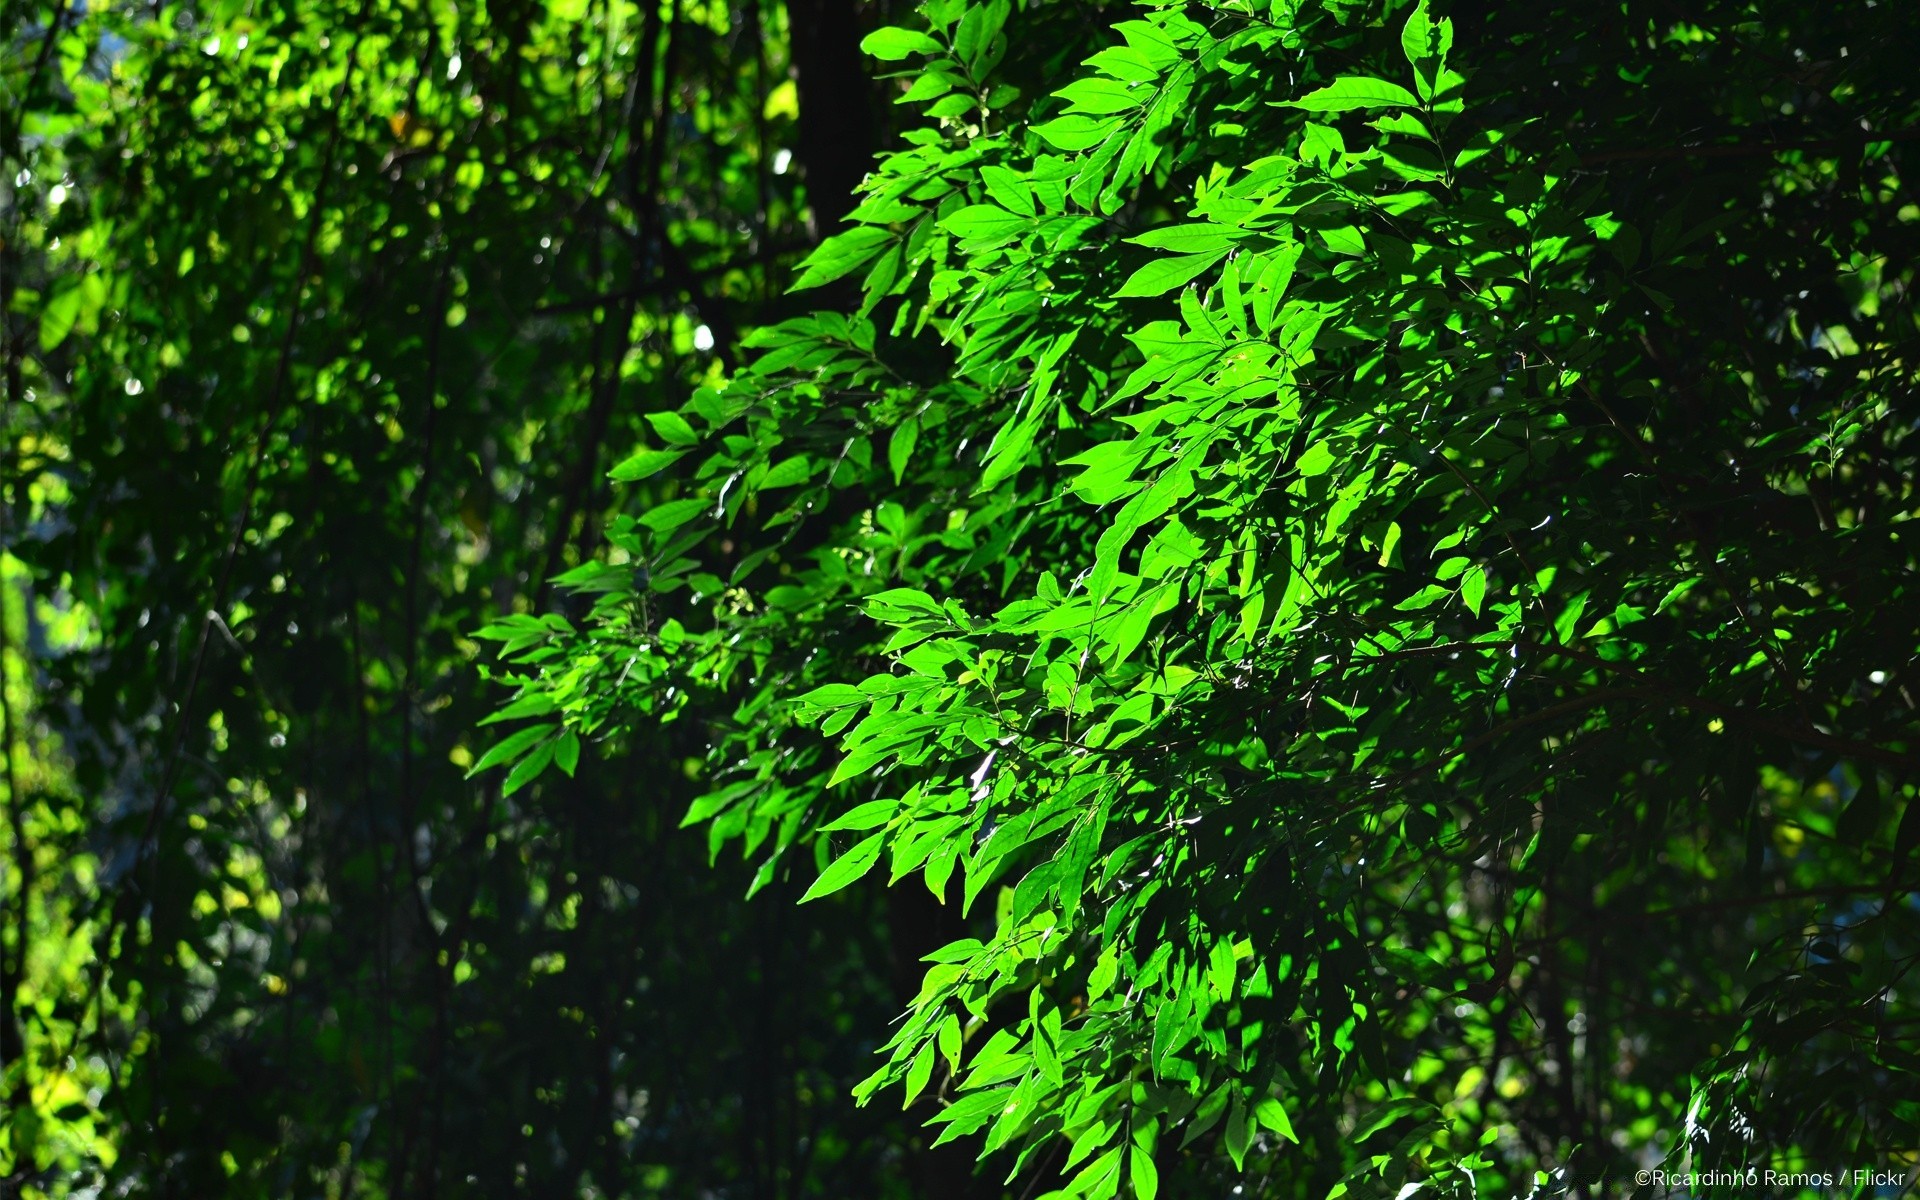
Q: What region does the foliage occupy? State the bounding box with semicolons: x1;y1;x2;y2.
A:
1;0;950;1196
486;0;1920;1196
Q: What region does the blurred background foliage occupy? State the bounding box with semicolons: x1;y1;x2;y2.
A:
0;0;971;1195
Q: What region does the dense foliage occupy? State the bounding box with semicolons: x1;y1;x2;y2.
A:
482;0;1920;1196
6;0;1920;1196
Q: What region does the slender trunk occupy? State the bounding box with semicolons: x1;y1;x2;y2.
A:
785;0;878;239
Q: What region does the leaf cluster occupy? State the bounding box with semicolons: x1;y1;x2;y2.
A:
493;0;1920;1195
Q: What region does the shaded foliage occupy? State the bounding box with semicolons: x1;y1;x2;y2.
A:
1;0;957;1196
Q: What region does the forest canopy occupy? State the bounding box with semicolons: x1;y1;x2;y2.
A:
4;0;1920;1197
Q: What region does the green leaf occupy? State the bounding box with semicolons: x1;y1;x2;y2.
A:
1115;250;1227;298
1554;592;1589;642
502;738;557;796
1128;224;1239;254
980;415;1038;490
553;730;582;777
1223;1095;1251;1170
646;411;699;447
864;587;945;619
1319;225;1366;256
478;692;560;725
610;446;687;481
800;833;885;902
1033;114;1119;151
827;741;896;789
1055;76;1142;115
1460;565;1488;616
1129;1145;1159;1200
1208;938;1237;1000
861;26;941;60
942;203;1028;243
795;682;867;710
792;226;894;291
979;166;1035;216
1296;442;1336;476
928;1088;1013;1146
889;417;920;485
759;456;813;489
1068;1144;1125;1199
823;799;896;832
1400;0;1452;98
468;723;554;776
903;1042;937;1106
1253;1097;1297;1144
1088;947;1120;1000
1031;1015;1064;1085
638;498;710;533
1276;76;1420;112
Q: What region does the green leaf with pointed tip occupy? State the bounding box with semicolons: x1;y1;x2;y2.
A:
800;833;885;902
1401;0;1454;103
1253;1097;1297;1144
638;498;710;533
889;417;920;484
553;730;581;777
479;693;560;726
468;723;554;777
903;1042;936;1106
610;447;687;481
1129;1145;1160;1200
646;412;698;447
502;738;556;796
823;799;897;832
760;456;813;489
1276;76;1420;112
1223;1095;1251;1170
1461;564;1488;615
1115;250;1227;298
791;226;894;291
942;204;1029;244
1033;114;1120;151
1128;224;1239;254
